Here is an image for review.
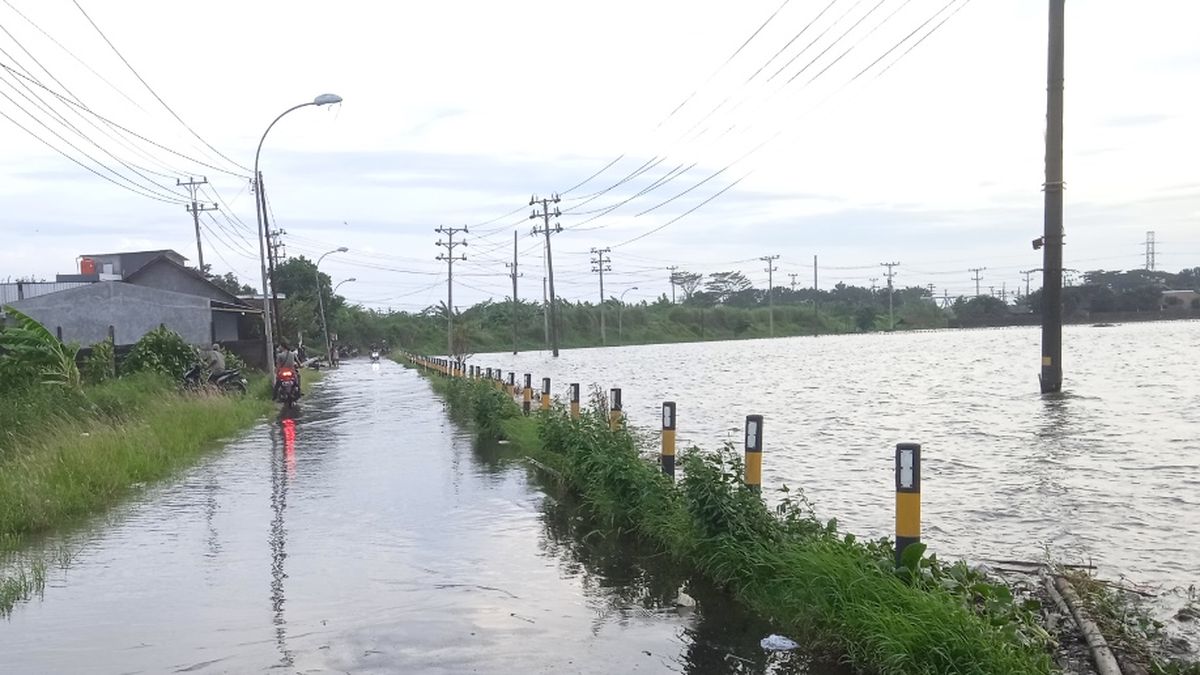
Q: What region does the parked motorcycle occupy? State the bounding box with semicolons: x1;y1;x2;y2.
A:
275;367;301;409
183;365;248;394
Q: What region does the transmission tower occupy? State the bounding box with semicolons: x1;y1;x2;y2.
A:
1145;231;1157;271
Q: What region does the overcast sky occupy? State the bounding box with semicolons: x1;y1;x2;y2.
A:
1;0;1197;309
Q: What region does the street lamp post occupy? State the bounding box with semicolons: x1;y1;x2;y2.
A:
618;286;638;343
253;93;342;371
333;278;356;294
316;247;348;366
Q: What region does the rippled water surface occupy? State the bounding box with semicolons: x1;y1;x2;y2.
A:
2;361;838;674
476;321;1200;588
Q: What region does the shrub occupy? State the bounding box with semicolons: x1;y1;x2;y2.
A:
0;306;80;389
122;327;196;377
81;338;116;384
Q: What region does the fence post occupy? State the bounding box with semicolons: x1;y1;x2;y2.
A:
744;414;763;492
661;401;676;479
541;377;551;411
609;388;623;430
895;442;922;567
569;383;580;419
523;373;533;415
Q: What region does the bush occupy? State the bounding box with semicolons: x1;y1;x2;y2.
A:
122;327;195;377
81;338;116;384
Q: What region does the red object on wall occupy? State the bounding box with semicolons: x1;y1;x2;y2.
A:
80;257;96;275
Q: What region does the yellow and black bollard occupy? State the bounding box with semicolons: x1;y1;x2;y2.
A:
894;442;921;567
522;374;533;415
609;388;623;430
744;414;763;492
569;383;580;419
541;377;551;411
507;372;516;396
661;401;676;480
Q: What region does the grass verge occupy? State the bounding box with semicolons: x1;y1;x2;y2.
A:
0;369;324;615
418;368;1055;675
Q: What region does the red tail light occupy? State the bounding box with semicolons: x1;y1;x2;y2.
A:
278;368;295;380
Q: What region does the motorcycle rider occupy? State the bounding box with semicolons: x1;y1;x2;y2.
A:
205;343;226;384
273;341;302;400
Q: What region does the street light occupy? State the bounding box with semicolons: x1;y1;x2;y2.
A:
618;286;639;343
333;277;356;294
252;93;343;371
316;247;348;366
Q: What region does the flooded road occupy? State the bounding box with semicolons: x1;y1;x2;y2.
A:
1;360;837;674
476;321;1200;591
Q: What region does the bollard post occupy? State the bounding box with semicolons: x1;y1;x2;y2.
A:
523;373;533;415
541;377;551;411
609;388;623;431
661;401;676;479
569;383;580;419
744;414;763;492
895;442;921;567
508;372;516;396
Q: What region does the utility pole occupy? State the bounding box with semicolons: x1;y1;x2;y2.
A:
178;177;217;272
506;230;520;354
591;247;612;345
869;277;879;293
880;262;900;330
760;255;779;337
969;267;986;297
788;272;799;292
666;265;679;304
1144;231;1156;271
926;283;935;300
435;225;468;358
1002;281;1008;303
812;254;819;334
1020;269;1035;298
530;194;562;357
266;226;286;339
1039;0;1066;394
989;285;996;298
542;275;549;349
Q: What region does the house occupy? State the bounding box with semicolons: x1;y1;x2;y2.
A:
3;249;261;348
1160;289;1200;311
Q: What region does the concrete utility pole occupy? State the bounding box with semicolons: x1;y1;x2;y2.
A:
542;274;549;349
1021;269;1035;298
927;283;935;300
969;267;986;297
666;265;679;304
1144;231;1156;271
435;225;468;358
591;247;612;345
506;230;520;354
178;177;217;272
267;226;286;338
760;254;779;337
812;254;819;334
1039;0;1066;394
869;277;879;292
257;174;284;338
880;261;900;330
530;194;563;357
788;272;799;292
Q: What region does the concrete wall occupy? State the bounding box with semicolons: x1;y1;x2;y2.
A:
9;282;213;345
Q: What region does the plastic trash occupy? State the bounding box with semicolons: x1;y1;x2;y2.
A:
760;634;799;652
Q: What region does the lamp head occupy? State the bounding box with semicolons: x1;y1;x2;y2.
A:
336;246;349;253
314;94;343;106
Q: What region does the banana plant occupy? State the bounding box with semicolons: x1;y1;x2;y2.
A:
0;306;81;389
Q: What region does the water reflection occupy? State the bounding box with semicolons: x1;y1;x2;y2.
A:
269;419;293;668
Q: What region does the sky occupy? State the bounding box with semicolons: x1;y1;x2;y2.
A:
0;0;1197;310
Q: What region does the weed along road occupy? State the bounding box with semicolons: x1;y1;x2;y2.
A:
0;358;836;674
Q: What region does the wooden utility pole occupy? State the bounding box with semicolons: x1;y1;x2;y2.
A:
1040;0;1066;394
530;194;562;357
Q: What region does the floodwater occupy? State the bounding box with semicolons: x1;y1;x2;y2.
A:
1;360;840;674
476;321;1200;591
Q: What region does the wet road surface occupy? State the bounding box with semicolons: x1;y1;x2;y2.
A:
1;359;836;674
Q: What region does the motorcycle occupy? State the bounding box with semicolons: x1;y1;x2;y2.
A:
275;367;301;408
370;350;380;362
183;364;248;394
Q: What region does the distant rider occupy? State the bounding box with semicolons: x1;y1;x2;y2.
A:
274;342;301;399
206;343;226;384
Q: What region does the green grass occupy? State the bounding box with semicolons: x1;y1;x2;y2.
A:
420;368;1055;675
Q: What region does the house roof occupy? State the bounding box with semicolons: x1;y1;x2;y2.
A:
80;249;187;261
124;255;250;307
